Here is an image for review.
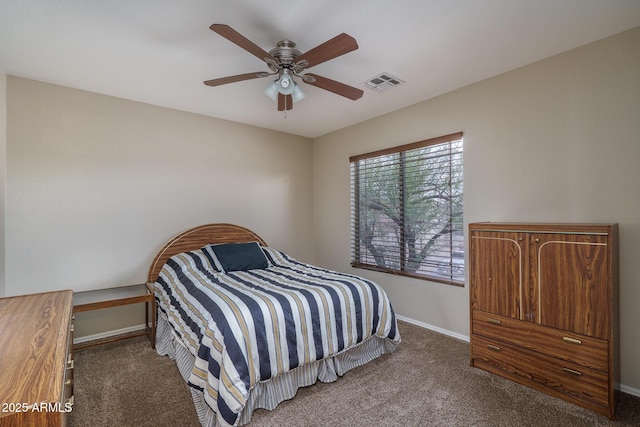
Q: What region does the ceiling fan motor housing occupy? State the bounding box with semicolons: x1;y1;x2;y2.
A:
269;40;301;66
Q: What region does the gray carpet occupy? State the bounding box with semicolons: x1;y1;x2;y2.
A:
70;321;640;426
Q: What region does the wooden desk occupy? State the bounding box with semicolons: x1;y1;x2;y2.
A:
73;284;155;350
0;290;74;427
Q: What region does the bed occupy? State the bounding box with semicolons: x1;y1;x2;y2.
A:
147;223;400;427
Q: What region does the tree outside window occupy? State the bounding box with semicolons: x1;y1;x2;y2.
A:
350;132;464;285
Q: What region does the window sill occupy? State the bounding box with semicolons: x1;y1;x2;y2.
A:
351;263;465;287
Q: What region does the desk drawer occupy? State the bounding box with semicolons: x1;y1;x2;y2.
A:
60;311;74;426
472;310;608;371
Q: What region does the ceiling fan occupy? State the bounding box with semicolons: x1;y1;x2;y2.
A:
204;24;364;112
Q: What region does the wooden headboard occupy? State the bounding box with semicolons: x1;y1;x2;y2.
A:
147;223;267;283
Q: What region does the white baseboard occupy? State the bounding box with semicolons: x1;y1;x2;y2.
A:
73;323;148;345
396;314;640;398
620;384;640;397
396;314;470;342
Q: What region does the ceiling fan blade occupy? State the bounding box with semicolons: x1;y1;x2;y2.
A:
278;93;293;111
204;72;267;87
295;33;358;68
210;24;274;62
303;73;364;100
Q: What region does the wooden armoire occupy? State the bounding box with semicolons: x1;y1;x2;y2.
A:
469;222;618;419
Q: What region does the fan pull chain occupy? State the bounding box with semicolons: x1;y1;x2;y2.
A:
283;96;289;119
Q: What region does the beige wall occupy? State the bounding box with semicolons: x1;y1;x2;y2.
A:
5;76;313;335
313;27;640;393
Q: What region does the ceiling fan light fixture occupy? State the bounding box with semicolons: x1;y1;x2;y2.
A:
264;81;279;101
276;69;296;95
291;85;305;103
265;68;305;103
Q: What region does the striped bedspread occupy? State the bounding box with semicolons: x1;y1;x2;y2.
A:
155;246;400;427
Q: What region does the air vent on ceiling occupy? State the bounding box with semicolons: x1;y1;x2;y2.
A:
362;72;404;91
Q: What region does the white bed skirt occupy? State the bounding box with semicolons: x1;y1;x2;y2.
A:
155;311;397;426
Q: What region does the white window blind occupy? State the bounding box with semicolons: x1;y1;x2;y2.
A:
350;132;464;285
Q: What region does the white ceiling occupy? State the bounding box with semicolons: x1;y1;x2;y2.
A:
1;1;640;139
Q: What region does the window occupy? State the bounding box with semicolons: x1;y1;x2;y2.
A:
350;132;464;285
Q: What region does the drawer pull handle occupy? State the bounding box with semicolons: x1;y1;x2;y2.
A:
70;324;74;332
562;367;582;376
66;395;75;406
67;359;74;369
562;336;582;345
487;344;501;352
487;318;501;325
65;379;73;386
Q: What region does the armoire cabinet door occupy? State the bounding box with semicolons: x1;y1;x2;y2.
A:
470;231;528;320
532;232;610;338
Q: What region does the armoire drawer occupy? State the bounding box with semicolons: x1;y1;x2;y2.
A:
471;334;609;416
472;310;608;372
